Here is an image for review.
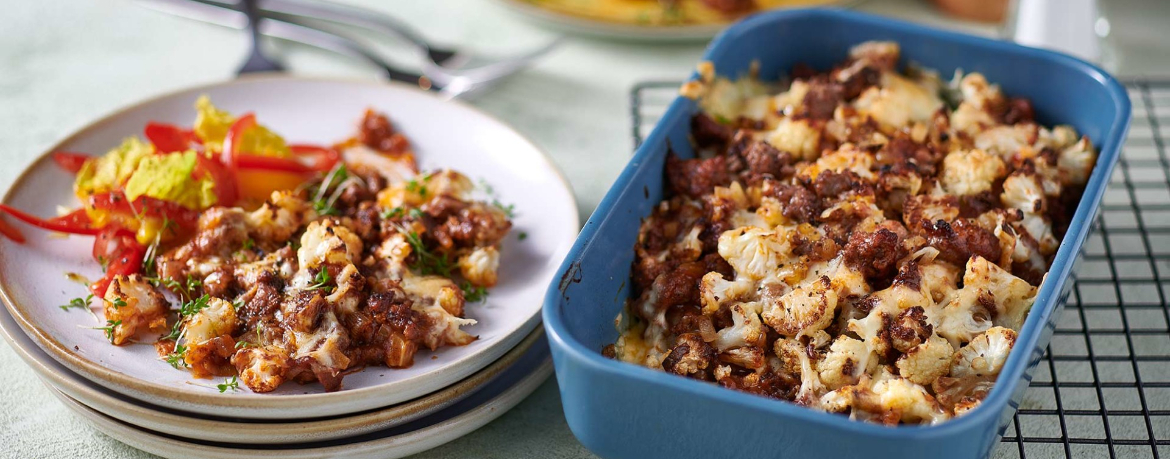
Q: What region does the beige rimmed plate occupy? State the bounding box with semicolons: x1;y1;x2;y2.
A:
46;355;553;459
0;287;543;444
0;75;579;419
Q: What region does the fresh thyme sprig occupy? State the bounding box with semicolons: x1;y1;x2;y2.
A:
217;376;240;393
461;282;488;303
403;230;454;277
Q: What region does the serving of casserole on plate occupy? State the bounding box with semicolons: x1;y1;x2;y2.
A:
544;9;1129;459
0;76;578;419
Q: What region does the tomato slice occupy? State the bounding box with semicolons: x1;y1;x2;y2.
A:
236;154;314;174
90;227;145;297
290;144;341;172
145;122;199;153
0;205;100;235
51;152;91;174
220;113;256;167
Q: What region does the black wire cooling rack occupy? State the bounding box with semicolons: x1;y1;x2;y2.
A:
631;80;1170;459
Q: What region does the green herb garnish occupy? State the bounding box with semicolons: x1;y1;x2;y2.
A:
60;294;93;312
165;344;188;369
217;376;240;393
461;282;488;303
403;231;454;277
304;269;334;293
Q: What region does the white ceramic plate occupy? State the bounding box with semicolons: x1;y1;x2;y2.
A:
0;289;544;444
0;75;578;419
45;347;552;459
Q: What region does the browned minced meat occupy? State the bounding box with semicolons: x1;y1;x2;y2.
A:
839;65;882;100
802;80;845;121
766;182;820;223
691;113;734;148
843;228;901;282
918;219;1002;267
666;153;731;199
358;109;411;154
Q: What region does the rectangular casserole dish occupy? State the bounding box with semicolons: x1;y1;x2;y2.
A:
542;8;1130;459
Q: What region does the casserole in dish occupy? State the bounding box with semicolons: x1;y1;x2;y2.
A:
544;8;1129;459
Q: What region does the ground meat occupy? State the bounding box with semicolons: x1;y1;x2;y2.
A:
993;97;1036;125
877;136;942;175
802;81;844;120
919;219;1002;266
843;228;901;282
790;63;818;81
359;109;411;154
430;203;512;252
840;65;881;100
958;191;1000;219
652;261;709;312
813;170;864;199
742;140;794;181
767;183;820;223
691;113;734;148
666;154;731;199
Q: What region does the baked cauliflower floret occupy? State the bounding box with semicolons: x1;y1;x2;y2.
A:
297;220;363;269
762;275;838;337
937;256;1035;347
1058;137;1097;185
230;345;290;393
713;302;766;352
182;296;239;378
817;336;874;389
765;118;821;160
855;71;943;130
717;226;794;281
895;334;954;385
102;274;168;345
699;271;756;315
870;374;949;424
941;149;1006;195
458;246;500;288
950;326;1017;378
775;338;827;405
291;310;351;387
974;124;1038;159
662;333;717;376
244;190;314;245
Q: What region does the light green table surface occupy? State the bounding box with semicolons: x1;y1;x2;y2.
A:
2;1;1167;458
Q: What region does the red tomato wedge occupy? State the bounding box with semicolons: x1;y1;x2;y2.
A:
90;227;145;297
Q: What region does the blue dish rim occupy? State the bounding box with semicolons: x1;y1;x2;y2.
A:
544;8;1131;438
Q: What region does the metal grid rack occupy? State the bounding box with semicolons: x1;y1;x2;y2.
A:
630;80;1170;459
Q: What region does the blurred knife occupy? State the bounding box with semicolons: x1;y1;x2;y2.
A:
136;0;439;92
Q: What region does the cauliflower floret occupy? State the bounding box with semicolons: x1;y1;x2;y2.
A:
817;336;875;389
717;226;794;281
974;124;1038;159
102;274;168;345
937;257;1035;347
853;72;943;129
325;264;365;315
871;375;949;424
244;190;314;244
231;345;289;393
762;275;838;337
941;149;1006;195
949;73;1001;135
1058;137;1096;185
1001;173;1046;213
896;334;955;385
182;296;239;378
297;220;363;269
775;338;826;405
458;246;500;287
774;80;810;116
662;333;717;376
699;271;757;315
765;118;821;160
713;302;766;351
848;41;900;70
798;146;875;181
951;326;1017;378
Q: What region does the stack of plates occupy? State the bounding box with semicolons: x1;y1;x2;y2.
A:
0;77;579;458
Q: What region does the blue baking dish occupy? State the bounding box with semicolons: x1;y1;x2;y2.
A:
543;8;1130;459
